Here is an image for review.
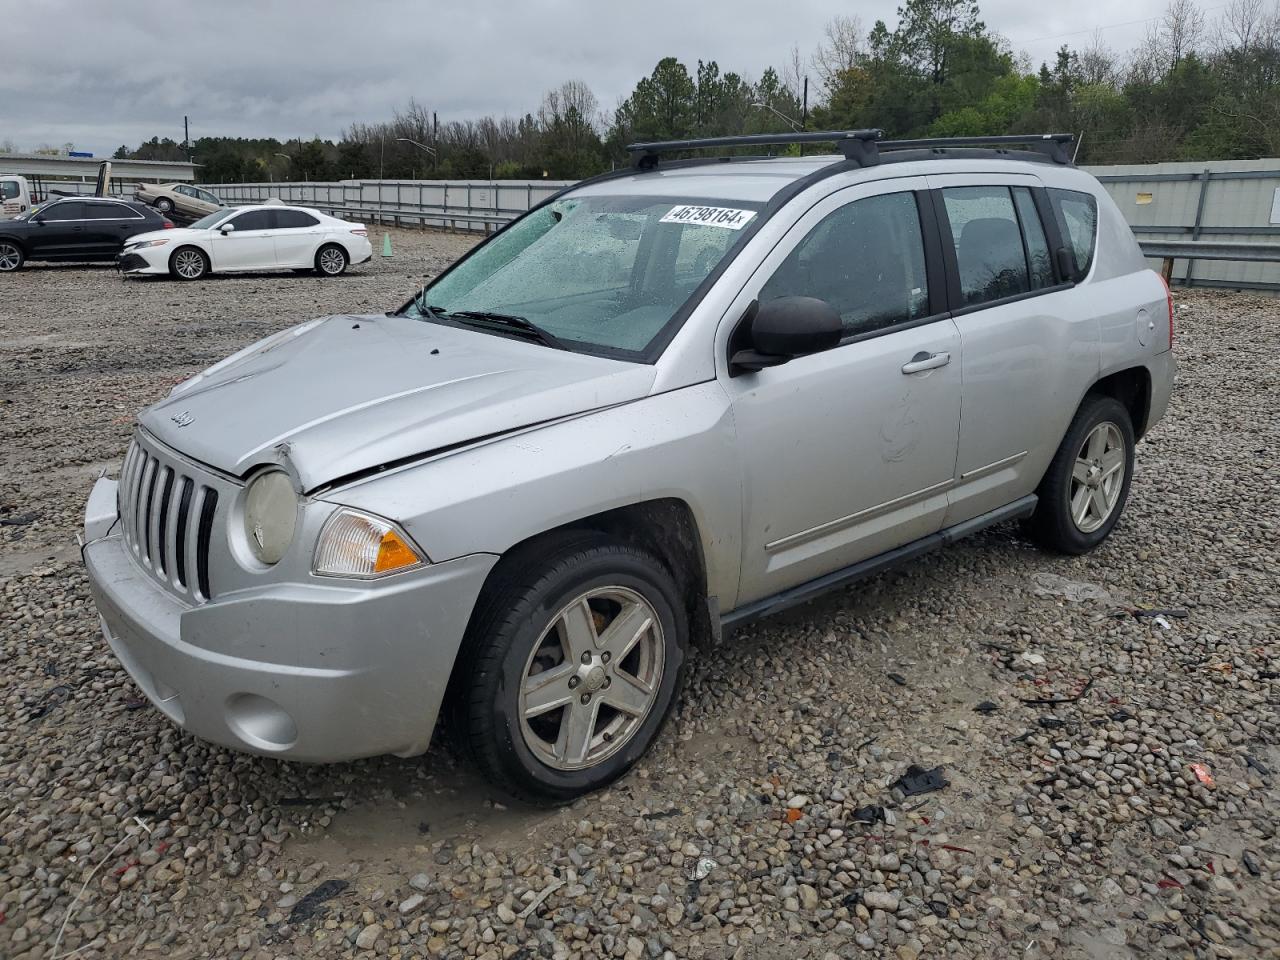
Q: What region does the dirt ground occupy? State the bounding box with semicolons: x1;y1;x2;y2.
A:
1;228;1277;960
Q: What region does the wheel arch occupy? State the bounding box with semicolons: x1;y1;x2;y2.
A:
0;234;28;254
169;243;211;275
1089;365;1152;439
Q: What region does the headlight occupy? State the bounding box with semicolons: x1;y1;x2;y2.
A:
242;470;298;565
313;508;425;579
129;238;170;249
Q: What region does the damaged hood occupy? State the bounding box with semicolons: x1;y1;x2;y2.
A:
140;313;656;490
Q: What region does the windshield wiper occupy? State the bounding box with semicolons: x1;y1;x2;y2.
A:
446;310;568;350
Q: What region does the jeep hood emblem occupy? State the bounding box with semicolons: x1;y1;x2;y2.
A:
171;411;194;427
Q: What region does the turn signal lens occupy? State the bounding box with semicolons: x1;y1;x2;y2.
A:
313;508;426;578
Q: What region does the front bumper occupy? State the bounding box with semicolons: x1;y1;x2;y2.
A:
117;249;167;274
83;477;497;761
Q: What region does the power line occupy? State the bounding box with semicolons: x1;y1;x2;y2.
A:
1009;3;1229;48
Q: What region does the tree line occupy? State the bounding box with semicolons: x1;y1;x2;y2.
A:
106;0;1279;182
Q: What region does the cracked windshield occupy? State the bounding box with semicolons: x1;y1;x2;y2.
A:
409;195;761;355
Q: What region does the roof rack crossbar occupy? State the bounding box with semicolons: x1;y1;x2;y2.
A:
877;133;1075;165
624;131;1075;170
626;130;884;170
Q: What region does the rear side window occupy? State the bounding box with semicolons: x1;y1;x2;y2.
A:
83;202;139;220
941;187;1029;306
229;210;274;231
1;181;18;200
1012;187;1054;289
760;191;931;337
274;210;319;228
1048;188;1099;278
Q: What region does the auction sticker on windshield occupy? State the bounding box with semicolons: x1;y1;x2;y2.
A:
660;205;756;229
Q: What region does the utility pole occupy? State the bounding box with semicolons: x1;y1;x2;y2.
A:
801;79;808;130
183;115;190;160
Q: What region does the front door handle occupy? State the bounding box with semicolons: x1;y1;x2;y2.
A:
901;351;951;374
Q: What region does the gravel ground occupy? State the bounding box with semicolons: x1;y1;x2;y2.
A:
1;233;1277;960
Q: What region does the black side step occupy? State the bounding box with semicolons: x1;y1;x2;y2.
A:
720;495;1037;629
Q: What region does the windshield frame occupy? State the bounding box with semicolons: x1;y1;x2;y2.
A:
189;208;237;230
395;186;767;364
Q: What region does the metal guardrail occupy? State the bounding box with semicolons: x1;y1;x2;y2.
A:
1139;239;1280;283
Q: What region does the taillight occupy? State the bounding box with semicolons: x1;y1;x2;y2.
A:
1159;272;1174;349
162;220;175;229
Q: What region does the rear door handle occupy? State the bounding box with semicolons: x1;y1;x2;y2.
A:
901;351;951;374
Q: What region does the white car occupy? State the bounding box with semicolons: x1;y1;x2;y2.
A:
117;204;373;280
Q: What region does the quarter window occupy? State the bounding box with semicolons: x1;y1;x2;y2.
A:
1048;188;1099;279
941;186;1029;306
1012;187;1054;289
760;192;931;337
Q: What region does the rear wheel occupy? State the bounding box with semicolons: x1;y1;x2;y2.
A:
0;241;24;272
453;534;687;805
154;197;174;214
1029;395;1135;554
315;244;348;276
169;246;209;281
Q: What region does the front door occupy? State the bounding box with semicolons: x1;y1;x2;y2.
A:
210;208;277;271
29;200;88;257
722;180;963;606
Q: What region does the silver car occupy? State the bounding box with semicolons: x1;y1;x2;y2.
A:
83;132;1175;803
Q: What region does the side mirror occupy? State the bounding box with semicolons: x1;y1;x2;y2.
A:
219;222;236;234
729;296;842;375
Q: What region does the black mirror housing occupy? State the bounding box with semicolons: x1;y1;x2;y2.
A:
730;296;842;374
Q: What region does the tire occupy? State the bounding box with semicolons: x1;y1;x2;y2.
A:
0;240;24;272
155;197;174;214
1029;394;1135;554
315;244;348;276
453;533;688;805
169;246;209;281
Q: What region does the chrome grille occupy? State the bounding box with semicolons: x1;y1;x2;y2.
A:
118;435;222;602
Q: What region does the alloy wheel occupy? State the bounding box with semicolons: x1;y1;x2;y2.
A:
318;248;345;275
0;243;20;271
518;586;665;771
173;249;205;279
1070;421;1126;533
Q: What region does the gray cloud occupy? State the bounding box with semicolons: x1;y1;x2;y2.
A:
3;0;1169;156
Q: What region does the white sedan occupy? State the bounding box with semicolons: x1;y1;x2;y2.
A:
117;203;373;280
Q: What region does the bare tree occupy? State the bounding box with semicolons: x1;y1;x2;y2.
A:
812;14;865;91
1138;0;1207;74
1078;30;1120;87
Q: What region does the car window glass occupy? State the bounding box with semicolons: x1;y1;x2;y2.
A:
41;201;84;221
759;191;930;337
175;186;192;197
1;181;18;200
229;210;275;231
1013;187;1054;289
274;210;319;228
941;186;1030;306
83;203;135;220
198;189;220;204
1048;188;1099;278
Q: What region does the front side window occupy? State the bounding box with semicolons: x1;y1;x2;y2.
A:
1048;188;1099;279
41;201;84;221
1;181;18;201
409;194;760;357
942;186;1030;306
197;189;221;205
229;210;274;231
759;191;931;337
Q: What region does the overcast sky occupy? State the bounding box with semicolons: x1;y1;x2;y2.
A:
3;0;1179;157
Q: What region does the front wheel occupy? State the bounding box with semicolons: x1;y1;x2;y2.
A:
1029;395;1135;554
0;241;24;272
453;534;687;805
169;246;209;281
315;244;348;276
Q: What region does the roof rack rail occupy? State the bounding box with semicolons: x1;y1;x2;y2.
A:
627;130;883;170
625;131;1075;170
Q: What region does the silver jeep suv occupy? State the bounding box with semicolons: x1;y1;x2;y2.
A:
83;131;1174;803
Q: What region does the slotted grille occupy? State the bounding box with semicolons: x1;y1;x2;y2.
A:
118;435;222;602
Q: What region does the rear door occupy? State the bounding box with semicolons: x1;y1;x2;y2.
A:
209;209;277;271
927;174;1099;524
271;209;322;267
81;201;148;256
29;200;87;257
